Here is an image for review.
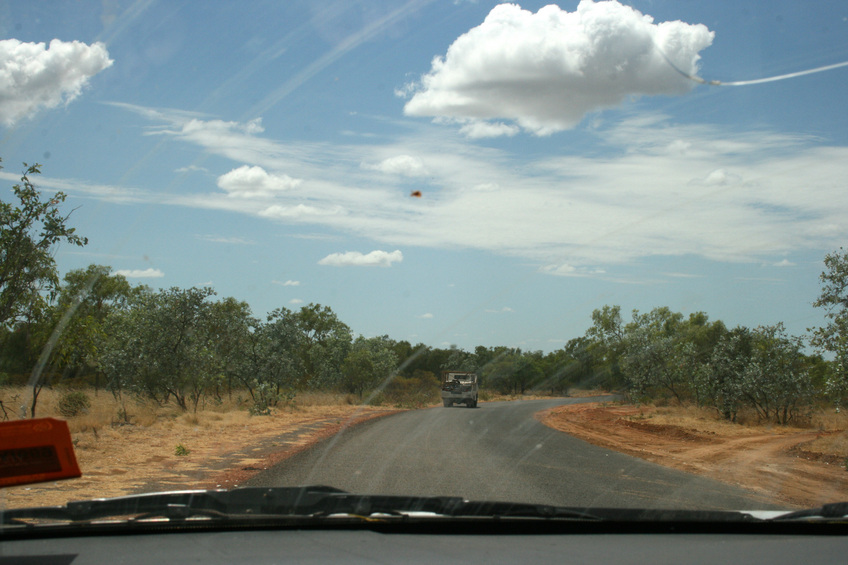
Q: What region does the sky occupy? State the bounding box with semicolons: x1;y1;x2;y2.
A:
1;0;847;353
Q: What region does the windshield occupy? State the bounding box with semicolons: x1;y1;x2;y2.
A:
1;0;847;521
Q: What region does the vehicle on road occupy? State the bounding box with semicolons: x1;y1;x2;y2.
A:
441;371;478;408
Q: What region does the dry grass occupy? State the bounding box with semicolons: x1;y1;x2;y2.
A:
624;402;848;455
480;389;610;403
0;386;399;510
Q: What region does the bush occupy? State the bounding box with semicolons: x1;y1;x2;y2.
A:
57;391;91;418
383;374;440;408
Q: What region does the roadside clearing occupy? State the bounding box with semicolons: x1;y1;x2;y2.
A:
539;402;848;508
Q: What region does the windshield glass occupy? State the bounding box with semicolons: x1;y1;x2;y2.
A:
1;0;847;518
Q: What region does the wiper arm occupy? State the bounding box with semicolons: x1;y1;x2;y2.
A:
0;486;602;525
4;486;802;527
767;502;848;522
0;486;345;525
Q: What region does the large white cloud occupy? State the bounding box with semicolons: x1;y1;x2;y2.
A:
0;39;113;126
217;165;301;198
401;1;713;136
318;250;403;267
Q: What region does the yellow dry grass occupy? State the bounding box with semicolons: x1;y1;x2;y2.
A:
0;387;398;510
635;403;848;450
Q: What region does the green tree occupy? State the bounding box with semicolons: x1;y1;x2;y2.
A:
50;265;140;381
620;307;687;402
440;346;476;373
101;287;219;411
741;324;812;425
584;305;626;388
204;296;255;401
22;266;140;417
269;303;352;389
341;335;398;399
705;327;751;422
0;162;87;329
812;248;848;408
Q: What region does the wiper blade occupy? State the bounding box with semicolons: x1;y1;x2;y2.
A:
1;486;790;527
0;486;345;525
768;502;848;522
0;486;604;525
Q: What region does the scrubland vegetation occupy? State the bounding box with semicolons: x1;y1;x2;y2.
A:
3;160;848;432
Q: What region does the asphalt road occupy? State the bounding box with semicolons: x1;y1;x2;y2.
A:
246;397;780;510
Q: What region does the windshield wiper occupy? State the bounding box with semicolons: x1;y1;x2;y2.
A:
5;487;843;532
0;486;603;526
767;502;848;522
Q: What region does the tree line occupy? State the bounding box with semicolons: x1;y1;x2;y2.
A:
3;160;848;424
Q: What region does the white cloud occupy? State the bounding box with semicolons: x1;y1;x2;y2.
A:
458;121;520;139
0;39;113;125
418;313;434;319
361;155;426;176
289;298;304;305
401;1;713;135
277;280;300;286
109;104;848;278
197;234;255;245
259;204;345;219
662;272;702;279
691;168;743;187
175;165;208;173
113;268;164;278
318;250;403;267
773;259;796;267
217;165;301;198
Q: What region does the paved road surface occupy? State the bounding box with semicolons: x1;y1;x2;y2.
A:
247;397;780;510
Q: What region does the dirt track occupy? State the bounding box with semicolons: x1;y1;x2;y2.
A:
540;402;848;508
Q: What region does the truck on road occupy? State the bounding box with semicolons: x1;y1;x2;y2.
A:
440;371;478;408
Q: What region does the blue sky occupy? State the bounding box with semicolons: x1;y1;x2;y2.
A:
1;0;847;352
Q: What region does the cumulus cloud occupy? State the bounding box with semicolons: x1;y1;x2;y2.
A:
113;268;164;278
318;250;403;267
217;165;301;198
361;155;427;176
401;1;713;136
0;39;113;125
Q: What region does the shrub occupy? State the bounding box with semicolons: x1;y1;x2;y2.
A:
57;391;91;418
175;443;190;456
383;374;440;408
